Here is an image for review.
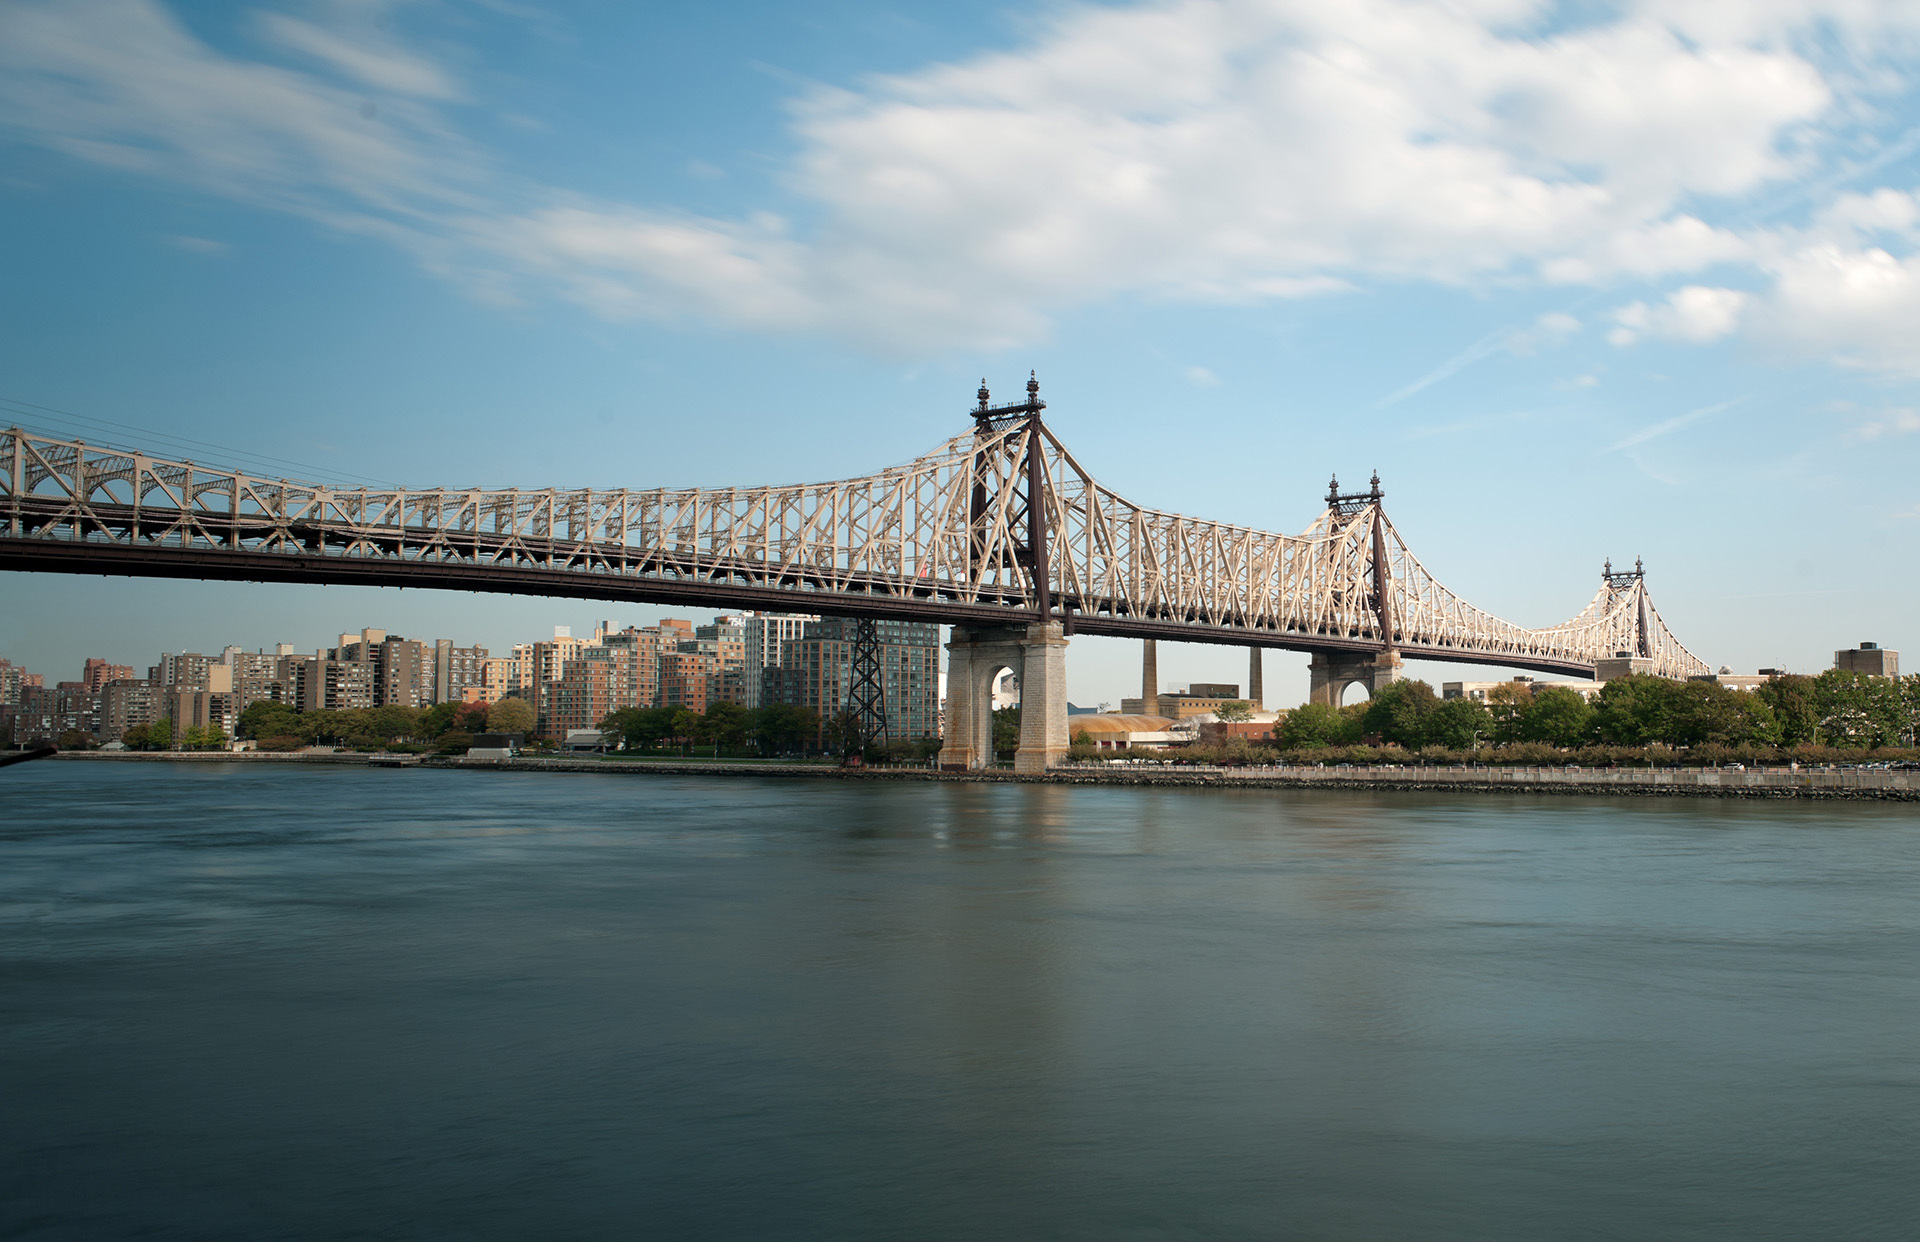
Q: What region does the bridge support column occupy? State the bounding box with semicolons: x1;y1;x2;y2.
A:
1013;622;1069;773
1308;650;1402;708
939;622;1071;772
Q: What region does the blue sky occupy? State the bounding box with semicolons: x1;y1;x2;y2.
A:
3;0;1919;707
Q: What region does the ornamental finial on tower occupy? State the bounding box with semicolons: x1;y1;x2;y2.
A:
1369;470;1382;499
977;379;990;412
1604;557;1612;578
1027;370;1040;404
1327;474;1340;505
1635;556;1644;576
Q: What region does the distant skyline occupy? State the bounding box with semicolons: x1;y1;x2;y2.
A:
4;0;1919;706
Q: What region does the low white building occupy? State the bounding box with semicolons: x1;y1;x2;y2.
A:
1067;714;1182;751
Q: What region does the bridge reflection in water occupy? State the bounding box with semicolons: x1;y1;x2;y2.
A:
0;378;1708;769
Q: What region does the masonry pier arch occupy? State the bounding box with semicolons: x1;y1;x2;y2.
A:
1308;650;1403;708
938;622;1069;772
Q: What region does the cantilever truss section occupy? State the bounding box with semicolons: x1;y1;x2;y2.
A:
0;423;1710;678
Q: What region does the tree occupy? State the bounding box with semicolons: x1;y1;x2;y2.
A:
365;704;420;744
487;696;536;735
180;724;228;751
1214;700;1253;723
238;700;300;741
1590;675;1674;746
822;709;862;755
992;705;1021;757
1484;682;1535;745
56;729;99;751
604;705;681;752
1274;702;1352;749
706;701;750;752
749;703;818;755
418;701;461;738
1755;675;1819;746
1734;693;1783;747
1424;696;1492;750
1360;679;1439;747
670;708;706;754
1517;685;1593;747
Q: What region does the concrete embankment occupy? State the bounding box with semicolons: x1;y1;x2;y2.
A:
39;751;1920;799
437;756;1920;800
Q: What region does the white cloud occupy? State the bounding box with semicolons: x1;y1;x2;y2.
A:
1609;285;1749;345
3;0;1920;358
1744;242;1920;373
1184;365;1220;386
164;234;227;254
1505;310;1581;355
256;13;466;102
1853;407;1920;438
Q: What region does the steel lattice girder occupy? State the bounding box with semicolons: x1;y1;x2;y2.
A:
0;424;1712;679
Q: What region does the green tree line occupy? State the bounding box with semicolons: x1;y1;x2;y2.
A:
599;702;823;757
1270;671;1920;753
227;697;528;753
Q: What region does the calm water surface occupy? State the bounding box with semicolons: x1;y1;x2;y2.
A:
3;763;1919;1240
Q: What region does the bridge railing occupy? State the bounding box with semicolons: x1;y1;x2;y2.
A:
2;423;1710;677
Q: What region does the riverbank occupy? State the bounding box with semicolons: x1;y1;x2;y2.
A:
38;750;1920;799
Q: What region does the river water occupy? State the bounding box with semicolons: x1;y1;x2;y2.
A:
3;763;1918;1240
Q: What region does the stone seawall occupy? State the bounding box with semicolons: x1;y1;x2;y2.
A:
37;751;1920;799
431;757;1920;800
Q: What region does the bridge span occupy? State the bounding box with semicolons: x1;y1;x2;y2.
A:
1;378;1708;769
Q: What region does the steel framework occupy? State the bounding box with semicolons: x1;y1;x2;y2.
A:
0;396;1709;679
844;617;888;754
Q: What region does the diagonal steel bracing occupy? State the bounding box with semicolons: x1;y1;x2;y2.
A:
0;408;1710;680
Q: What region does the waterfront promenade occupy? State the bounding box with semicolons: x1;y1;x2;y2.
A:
46;751;1920;799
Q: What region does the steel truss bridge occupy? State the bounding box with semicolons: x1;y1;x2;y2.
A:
0;380;1708;681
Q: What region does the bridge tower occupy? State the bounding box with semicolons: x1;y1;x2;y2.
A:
938;374;1070;772
845;618;889;755
1307;471;1404;707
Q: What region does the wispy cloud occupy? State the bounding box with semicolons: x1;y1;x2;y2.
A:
1607;396;1750;453
1374;311;1582;409
1373;326;1518;410
1851;408;1920;440
5;0;1920;358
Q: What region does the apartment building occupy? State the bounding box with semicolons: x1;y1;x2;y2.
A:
543;646;636;741
0;660;26;707
100;678;162;741
742;614;816;708
330;630;433;708
600;627;661;709
222;646;293;707
150;652;217;691
659;647;717;711
294;658;377;712
766;618;941;742
433;640;490;705
82;658;135;693
168;687;237;743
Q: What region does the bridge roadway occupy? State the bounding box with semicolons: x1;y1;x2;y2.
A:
3;399;1711;769
0;490;1595;678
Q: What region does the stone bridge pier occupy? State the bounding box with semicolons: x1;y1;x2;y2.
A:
939;622;1069;772
1308;650;1402;708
